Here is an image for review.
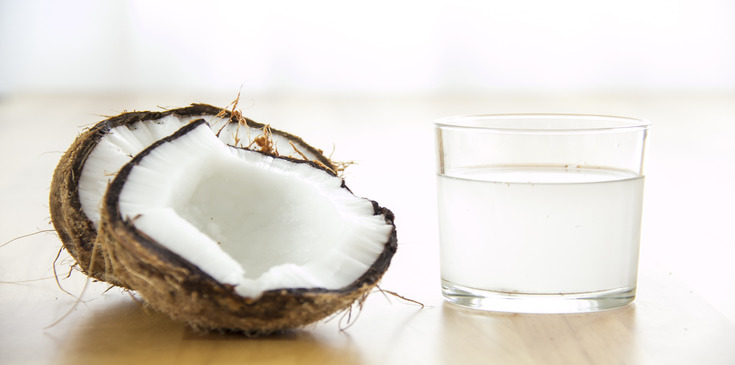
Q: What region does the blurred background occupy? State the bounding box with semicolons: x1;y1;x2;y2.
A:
1;0;734;97
1;0;734;325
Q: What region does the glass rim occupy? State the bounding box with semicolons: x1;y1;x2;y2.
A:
435;113;651;133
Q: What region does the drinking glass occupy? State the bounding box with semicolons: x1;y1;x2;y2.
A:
435;114;651;313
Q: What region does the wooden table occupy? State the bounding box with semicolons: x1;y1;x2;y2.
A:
2;93;734;364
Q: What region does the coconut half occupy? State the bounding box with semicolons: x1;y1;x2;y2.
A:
98;120;397;334
50;104;333;286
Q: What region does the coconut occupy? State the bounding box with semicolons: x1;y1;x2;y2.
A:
50;104;334;286
97;120;397;334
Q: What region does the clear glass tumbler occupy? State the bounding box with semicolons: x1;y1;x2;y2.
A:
435;114;651;313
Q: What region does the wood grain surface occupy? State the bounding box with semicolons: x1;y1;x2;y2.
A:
2;94;734;364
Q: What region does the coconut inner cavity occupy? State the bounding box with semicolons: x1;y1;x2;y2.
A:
173;157;342;279
115;123;392;298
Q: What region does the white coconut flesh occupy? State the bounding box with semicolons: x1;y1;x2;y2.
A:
79;114;324;229
113;122;393;299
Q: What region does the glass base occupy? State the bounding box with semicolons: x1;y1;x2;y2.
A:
442;280;636;314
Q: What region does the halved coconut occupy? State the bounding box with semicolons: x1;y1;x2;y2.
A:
50;104;333;286
98;120;397;334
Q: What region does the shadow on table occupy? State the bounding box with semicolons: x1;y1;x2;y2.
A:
438;302;639;364
55;298;364;365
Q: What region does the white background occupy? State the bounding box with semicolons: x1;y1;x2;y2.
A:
1;0;734;96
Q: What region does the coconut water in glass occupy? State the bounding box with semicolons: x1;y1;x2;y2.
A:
435;114;650;313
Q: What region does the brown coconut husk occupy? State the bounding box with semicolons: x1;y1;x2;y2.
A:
99;202;397;335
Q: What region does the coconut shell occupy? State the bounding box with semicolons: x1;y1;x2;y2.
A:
50;104;335;286
97;122;398;334
99;198;397;334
